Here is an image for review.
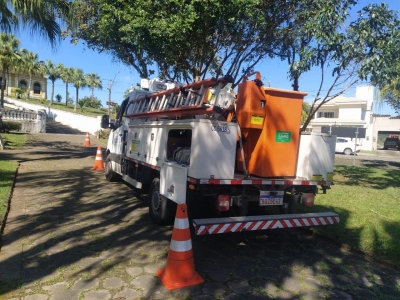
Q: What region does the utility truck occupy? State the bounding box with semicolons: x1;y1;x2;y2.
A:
100;72;339;235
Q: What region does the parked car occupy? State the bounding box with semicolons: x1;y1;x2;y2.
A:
383;137;399;150
335;137;359;155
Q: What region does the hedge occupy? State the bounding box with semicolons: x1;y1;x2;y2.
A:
1;121;22;133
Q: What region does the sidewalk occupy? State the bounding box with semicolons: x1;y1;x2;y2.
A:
1;130;400;300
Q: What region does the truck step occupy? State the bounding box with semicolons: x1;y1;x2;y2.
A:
192;212;339;235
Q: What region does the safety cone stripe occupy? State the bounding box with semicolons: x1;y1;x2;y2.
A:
171;227;191;241
173;217;189;229
169;239;192;252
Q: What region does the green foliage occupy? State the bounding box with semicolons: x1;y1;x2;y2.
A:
95;128;111;139
78;96;102;111
379;63;400;115
2;121;22;133
55;94;62;102
12;87;26;99
68;0;295;85
281;2;400;131
301;102;311;124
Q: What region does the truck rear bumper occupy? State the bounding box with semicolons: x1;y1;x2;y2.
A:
192;212;339;235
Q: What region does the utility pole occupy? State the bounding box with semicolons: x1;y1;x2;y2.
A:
107;71;119;118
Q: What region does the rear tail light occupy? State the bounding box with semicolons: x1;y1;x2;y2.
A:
217;195;230;211
300;193;315;207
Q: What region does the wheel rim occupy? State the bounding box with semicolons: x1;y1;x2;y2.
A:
151;189;161;214
106;159;112;175
344;148;352;155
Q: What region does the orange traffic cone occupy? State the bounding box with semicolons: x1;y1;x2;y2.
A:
92;146;104;170
157;203;204;290
84;132;91;147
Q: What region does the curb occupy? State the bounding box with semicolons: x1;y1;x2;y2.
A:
0;163;20;249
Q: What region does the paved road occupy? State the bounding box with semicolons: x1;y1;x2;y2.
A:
1;125;400;300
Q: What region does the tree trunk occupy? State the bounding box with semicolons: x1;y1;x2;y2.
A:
74;87;78;111
27;74;32;99
50;80;55;106
65;84;69;106
292;75;299;91
0;67;6;108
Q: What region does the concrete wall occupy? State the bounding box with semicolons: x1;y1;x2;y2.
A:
5;98;102;134
338;107;362;119
1;108;46;133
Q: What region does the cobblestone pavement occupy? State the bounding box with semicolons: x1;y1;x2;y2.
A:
1;129;400;300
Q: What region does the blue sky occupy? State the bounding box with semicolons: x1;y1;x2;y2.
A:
13;0;399;116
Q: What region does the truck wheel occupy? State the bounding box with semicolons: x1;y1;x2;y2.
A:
343;148;352;155
281;193;298;214
149;178;176;225
105;154;121;182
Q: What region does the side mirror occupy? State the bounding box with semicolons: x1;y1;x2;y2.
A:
101;115;113;129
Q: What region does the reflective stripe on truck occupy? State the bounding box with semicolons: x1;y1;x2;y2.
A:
192;212;339;235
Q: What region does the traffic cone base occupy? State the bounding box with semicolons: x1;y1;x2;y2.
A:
92;146;104;170
157;261;204;290
84;132;91;147
157;204;204;290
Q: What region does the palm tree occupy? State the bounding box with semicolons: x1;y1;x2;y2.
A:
71;68;86;112
0;0;71;48
0;33;21;108
60;66;75;106
20;50;44;99
45;60;63;105
85;73;103;99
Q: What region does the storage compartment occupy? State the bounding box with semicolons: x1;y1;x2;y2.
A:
296;132;336;181
236;82;306;178
166;129;192;164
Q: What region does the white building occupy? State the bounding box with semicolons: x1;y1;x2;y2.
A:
309;86;377;150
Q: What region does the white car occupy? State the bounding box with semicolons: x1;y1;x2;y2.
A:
335;137;359;155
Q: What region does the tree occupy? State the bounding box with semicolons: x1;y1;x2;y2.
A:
71;68;86;112
85;73;102;99
44;60;63;105
60;66;75;106
0;33;21;108
301;102;311;124
68;0;296;85
20;50;44;99
276;1;400;131
379;75;400;116
55;94;62;102
0;0;71;48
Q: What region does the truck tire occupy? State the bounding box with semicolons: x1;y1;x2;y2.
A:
105;154;121;182
149;178;176;225
281;193;298;214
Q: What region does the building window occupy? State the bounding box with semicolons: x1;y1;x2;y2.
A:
33;82;41;94
317;112;334;118
20;80;27;89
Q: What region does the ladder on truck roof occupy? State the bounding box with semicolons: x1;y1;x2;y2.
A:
125;75;234;119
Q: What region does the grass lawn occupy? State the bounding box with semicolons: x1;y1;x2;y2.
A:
0;161;18;220
9;97;117;119
306;165;400;269
0;133;25;224
1;133;27;149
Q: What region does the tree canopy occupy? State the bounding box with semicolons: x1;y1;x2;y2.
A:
0;0;71;48
66;0;400;124
68;0;296;85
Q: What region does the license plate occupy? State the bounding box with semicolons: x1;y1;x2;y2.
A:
259;191;284;206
